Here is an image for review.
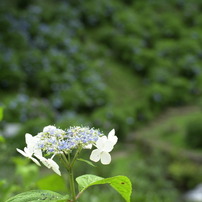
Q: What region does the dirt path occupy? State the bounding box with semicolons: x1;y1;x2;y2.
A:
133;105;200;135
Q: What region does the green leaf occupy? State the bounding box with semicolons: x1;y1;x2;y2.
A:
76;174;132;202
55;196;69;202
76;174;103;192
77;158;96;167
0;136;5;143
0;107;3;121
5;190;69;202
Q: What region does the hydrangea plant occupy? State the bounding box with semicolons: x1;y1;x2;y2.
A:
7;125;132;202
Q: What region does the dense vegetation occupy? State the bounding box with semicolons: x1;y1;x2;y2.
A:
1;0;202;201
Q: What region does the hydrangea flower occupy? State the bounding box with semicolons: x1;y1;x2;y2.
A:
43;125;58;134
16;133;42;166
36;154;61;176
17;125;114;176
36;125;103;154
36;125;66;154
66;126;103;149
90;129;117;165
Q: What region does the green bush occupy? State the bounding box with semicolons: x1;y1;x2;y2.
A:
169;161;202;189
185;115;202;149
4;94;55;123
146;83;173;110
2;1;202;201
1;0;202;137
172;78;192;104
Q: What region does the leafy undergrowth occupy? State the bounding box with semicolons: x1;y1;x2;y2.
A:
1;0;202;201
129;106;202;192
132;106;202;153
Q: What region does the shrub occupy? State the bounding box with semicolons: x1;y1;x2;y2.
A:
1;0;202;144
146;83;173;110
185;115;202;149
169;161;202;189
4;94;55;123
169;78;191;105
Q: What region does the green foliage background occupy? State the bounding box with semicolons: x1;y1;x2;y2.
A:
1;0;202;201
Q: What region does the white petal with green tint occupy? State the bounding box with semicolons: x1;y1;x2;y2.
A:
16;148;41;166
108;129;118;145
100;151;111;165
36;155;61;176
90;149;101;162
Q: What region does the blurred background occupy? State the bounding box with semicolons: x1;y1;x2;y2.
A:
0;0;202;201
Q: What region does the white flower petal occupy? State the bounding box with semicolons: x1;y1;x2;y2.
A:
36;155;61;176
24;147;33;157
96;136;107;150
16;148;28;158
103;140;114;152
34;149;42;157
25;133;33;146
43;125;56;133
84;144;92;149
108;129;118;146
36;155;50;168
36;132;43;138
30;156;41;166
100;151;111;165
90;149;101;162
17;148;41;166
108;129;115;137
48;159;61;176
25;133;40;154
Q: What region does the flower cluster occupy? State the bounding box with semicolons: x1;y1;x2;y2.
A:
37;125;103;154
17;133;61;176
17;125;117;175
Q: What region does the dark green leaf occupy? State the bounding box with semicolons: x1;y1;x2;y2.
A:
5;190;69;202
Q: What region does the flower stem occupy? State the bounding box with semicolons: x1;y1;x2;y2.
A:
61;148;83;201
70;147;82;168
68;167;76;201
